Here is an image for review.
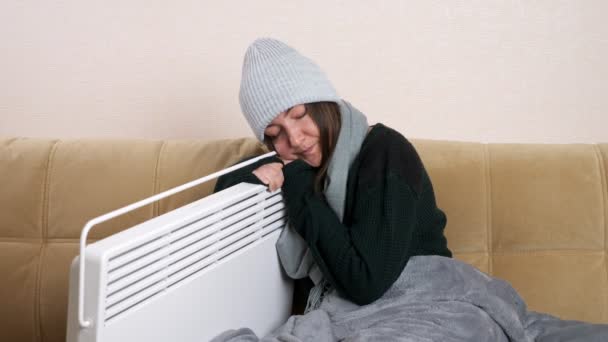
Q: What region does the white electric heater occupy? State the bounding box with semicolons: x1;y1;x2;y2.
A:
66;152;294;341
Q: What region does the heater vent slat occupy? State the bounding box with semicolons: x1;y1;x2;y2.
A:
166;228;264;289
106;264;170;307
102;186;265;267
107;242;170;283
169;202;263;257
262;218;287;235
102;188;287;324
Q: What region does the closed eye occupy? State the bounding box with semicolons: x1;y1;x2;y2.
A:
288;106;307;119
265;126;280;137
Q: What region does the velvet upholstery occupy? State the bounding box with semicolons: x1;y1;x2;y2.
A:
1;137;606;341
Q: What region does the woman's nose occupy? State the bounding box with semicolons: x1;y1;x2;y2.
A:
288;128;304;149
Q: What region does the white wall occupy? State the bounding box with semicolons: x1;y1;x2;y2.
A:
1;1;606;143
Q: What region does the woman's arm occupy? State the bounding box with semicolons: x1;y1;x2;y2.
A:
213;155;283;193
280;143;426;305
214;130;449;306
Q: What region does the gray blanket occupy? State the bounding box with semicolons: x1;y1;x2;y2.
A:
212;256;608;341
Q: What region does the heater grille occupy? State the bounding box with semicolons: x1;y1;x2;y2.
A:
101;187;287;324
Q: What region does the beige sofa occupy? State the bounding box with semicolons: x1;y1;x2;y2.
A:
1;137;607;342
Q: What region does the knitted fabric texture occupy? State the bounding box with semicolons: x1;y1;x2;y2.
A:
239;38;340;141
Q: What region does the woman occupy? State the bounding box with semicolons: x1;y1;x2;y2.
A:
214;38;451;310
213;38;608;341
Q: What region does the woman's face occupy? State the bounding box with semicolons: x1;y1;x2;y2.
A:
264;104;322;167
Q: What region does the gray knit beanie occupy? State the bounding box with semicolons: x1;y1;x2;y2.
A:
239;38;340;141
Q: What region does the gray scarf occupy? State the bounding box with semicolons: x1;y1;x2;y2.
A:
275;100;369;311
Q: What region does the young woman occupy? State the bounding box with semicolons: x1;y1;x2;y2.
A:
213;38;608;341
214;38;451;311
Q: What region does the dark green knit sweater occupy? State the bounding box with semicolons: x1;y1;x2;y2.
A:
214;124;451;305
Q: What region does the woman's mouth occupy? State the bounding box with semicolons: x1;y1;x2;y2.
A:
301;144;315;155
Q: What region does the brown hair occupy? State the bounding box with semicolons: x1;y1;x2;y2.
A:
264;101;342;193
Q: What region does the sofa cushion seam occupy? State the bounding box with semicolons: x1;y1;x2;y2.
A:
592;144;608;322
35;139;59;342
484;143;493;275
491;249;605;255
41;140;59;247
152;140;166;217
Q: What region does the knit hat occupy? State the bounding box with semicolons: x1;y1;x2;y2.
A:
239;38;340;141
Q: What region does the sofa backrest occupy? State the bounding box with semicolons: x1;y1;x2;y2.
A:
414;140;608;325
1;137;607;342
0;137;266;342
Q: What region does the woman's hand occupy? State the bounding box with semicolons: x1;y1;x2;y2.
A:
252;162;284;191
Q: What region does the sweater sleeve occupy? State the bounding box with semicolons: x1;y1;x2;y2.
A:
281;139;424;305
213;155;284;193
